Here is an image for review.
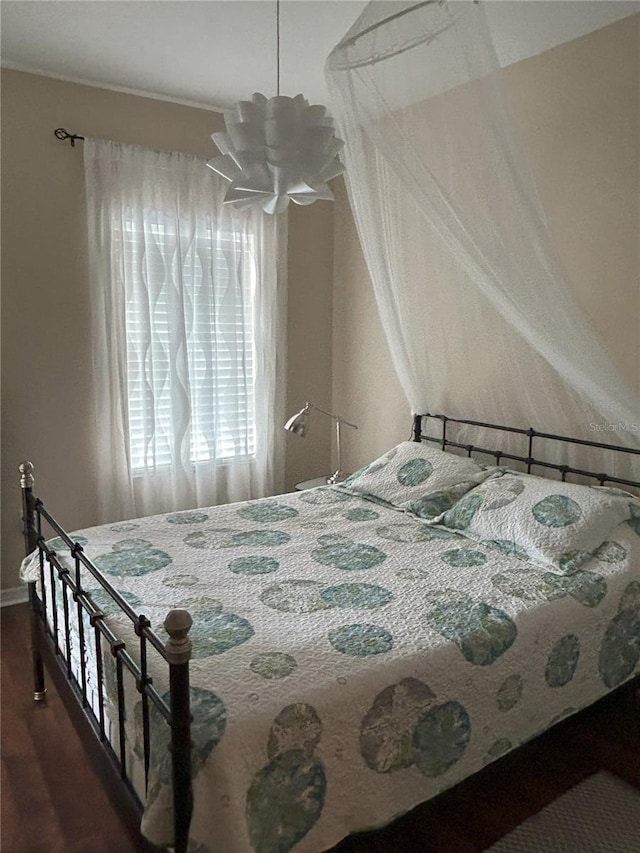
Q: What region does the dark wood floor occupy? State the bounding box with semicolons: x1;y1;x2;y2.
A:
2;603;639;853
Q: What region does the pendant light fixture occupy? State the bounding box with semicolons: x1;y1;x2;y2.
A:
207;0;345;214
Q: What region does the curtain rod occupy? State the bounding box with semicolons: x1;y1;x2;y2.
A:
55;128;84;147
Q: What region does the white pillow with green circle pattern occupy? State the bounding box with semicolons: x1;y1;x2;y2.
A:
434;473;640;574
337;442;499;517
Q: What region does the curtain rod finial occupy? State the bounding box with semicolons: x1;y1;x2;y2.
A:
54;128;84;146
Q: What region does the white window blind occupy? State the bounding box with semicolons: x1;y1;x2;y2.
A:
116;213;256;473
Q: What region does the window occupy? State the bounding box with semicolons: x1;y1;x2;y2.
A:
86;139;283;519
116;213;257;472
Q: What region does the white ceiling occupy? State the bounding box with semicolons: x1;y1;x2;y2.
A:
0;1;369;110
1;1;638;111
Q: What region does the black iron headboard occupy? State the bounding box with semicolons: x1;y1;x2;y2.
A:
413;413;640;493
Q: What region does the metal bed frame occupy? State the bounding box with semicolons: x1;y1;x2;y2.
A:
19;415;640;851
412;413;640;493
20;462;193;853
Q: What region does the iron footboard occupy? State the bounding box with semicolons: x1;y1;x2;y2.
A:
20;461;194;853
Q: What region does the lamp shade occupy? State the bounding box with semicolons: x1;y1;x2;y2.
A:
283;405;310;437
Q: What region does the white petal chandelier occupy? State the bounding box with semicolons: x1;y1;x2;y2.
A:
206;2;345;215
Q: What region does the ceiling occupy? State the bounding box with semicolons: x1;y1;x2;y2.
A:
1;1;638;111
0;1;368;110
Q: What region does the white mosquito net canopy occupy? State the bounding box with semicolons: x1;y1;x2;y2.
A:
326;0;640;481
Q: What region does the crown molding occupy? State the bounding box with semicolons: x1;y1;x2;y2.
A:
1;60;226;114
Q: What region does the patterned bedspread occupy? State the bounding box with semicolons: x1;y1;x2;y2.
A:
20;486;640;853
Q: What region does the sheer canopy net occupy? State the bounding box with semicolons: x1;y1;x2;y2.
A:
326;1;639;481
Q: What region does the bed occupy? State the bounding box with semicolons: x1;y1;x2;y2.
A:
19;414;640;853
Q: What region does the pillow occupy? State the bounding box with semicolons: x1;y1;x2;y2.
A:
337;441;499;518
434;473;640;574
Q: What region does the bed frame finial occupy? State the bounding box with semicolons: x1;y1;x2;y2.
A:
163;609;193;665
19;461;35;489
164;609;194;852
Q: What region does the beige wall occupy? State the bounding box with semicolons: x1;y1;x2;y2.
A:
284;198;334;491
332;177;410;459
1;70;333;589
506;15;640;394
331;15;640;474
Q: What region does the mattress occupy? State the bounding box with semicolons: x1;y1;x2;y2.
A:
20;486;640;853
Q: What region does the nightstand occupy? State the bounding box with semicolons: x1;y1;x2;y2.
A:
294;476;330;491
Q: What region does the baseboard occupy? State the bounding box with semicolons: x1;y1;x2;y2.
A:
1;586;28;608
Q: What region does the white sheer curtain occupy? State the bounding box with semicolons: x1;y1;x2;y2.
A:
84;139;286;521
327;1;640;479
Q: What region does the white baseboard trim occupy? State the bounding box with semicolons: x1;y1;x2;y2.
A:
1;586;28;608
